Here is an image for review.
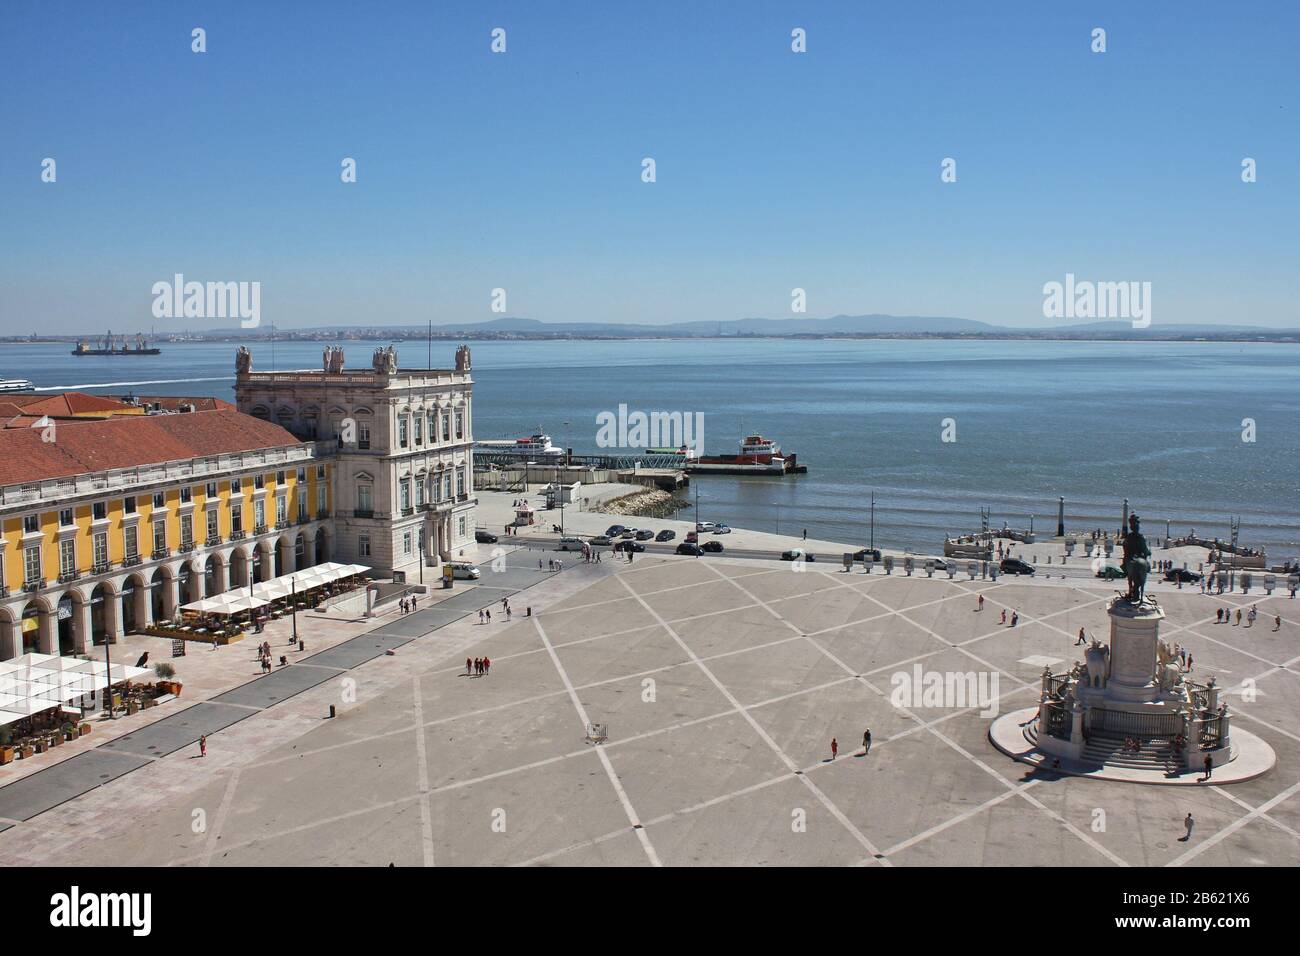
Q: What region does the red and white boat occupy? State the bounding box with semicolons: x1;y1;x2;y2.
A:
686;435;806;475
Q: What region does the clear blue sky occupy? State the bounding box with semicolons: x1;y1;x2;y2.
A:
1;0;1296;333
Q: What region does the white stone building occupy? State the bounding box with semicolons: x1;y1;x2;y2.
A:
235;344;477;579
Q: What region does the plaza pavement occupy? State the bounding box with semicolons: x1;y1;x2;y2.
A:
0;547;1297;867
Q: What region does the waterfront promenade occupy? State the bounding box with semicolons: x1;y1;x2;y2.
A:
0;532;1296;867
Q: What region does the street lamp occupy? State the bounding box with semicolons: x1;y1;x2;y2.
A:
869;492;876;552
291;576;298;644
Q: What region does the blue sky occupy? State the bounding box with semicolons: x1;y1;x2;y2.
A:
1;0;1296;333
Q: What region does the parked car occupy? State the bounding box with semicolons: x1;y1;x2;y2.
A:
1000;558;1035;576
712;525;732;535
655;529;676;542
614;540;646;553
702;540;725;553
676;542;704;556
556;536;586;552
782;548;816;562
605;525;627;538
926;558;949;572
620;528;639;539
685;531;699;543
853;548;882;563
446;562;480;580
696;521;716;532
1163;567;1202;583
1095;564;1124;580
475;530;499;544
635;529;655;540
590;535;613;546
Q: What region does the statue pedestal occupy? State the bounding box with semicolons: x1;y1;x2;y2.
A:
1104;597;1165;704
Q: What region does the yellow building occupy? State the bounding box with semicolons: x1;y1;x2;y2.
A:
0;406;332;659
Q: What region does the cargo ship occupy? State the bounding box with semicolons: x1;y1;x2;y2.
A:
0;378;35;392
71;331;161;356
686;435;806;475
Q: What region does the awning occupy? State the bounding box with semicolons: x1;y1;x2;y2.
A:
0;652;150;727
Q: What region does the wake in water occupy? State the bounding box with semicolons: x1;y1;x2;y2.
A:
33;376;234;391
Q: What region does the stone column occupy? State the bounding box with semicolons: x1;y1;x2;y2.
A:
0;617;20;660
38;608;57;655
72;598;92;653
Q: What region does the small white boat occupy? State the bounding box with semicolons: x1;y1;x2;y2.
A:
0;378;34;392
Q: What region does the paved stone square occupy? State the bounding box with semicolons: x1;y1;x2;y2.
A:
1;552;1297;867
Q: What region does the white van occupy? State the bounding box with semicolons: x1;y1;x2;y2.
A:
446;562;480;580
556;537;586;552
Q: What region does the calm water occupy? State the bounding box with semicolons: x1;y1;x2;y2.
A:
6;338;1298;559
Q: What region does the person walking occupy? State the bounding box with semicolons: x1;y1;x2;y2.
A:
1235;608;1242;626
506;606;512;620
1202;754;1213;782
1000;609;1007;625
802;529;807;541
977;594;985;612
466;657;473;676
1075;627;1087;646
1010;611;1019;627
199;734;207;758
830;737;838;760
1180;812;1195;842
486;609;491;622
483;656;491;676
1186;653;1194;672
1275;614;1283;631
862;729;872;756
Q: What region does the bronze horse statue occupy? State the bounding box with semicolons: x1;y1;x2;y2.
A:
1120;514;1152;603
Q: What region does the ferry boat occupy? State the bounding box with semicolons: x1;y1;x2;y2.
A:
71;331;161;356
476;433;566;462
0;378;34;392
686;435;806;475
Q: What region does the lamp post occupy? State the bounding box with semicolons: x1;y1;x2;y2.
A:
102;620;115;720
869;492;876;552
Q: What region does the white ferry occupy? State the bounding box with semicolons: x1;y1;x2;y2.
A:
0;378;35;393
476;433;566;462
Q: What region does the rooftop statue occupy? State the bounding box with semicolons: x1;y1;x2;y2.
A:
235;346;252;374
455;344;472;372
1120;513;1152;604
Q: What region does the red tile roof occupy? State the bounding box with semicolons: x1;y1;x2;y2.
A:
111;395;237;412
0;409;307;487
0;392;137;417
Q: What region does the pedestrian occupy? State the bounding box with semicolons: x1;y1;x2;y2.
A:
199;734;207;758
411;596;417;611
1215;608;1222;623
483;656;491;676
830;737;838;760
1075;627;1086;646
478;610;484;624
1235;608;1242;626
1275;615;1282;631
486;609;491;622
1203;755;1213;781
977;594;984;612
1010;611;1018;627
474;657;481;676
501;597;508;611
538;559;543;570
862;729;872;755
1000;609;1007;625
466;657;473;676
1186;654;1193;671
803;528;807;540
1181;812;1194;842
506;606;512;620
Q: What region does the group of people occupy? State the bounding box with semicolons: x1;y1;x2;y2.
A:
1214;604;1279;630
828;729;872;760
466;656;492;677
256;640;278;675
399;595;419;614
539;558;564;571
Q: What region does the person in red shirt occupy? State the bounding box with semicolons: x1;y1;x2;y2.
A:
830;737;838;760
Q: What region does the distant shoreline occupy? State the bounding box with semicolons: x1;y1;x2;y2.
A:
5;332;1300;345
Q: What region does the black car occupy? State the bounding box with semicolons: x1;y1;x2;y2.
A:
675;542;704;556
1000;558;1035;576
605;525;627;538
475;530;499;544
655;529;676;542
614;540;646;553
635;529;655;541
1163;567;1202;583
853;548;882;563
701;540;725;553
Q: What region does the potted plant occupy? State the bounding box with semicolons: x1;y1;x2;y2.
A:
20;743;35;759
61;722;76;742
78;723;91;737
154;662;181;697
